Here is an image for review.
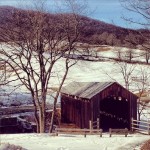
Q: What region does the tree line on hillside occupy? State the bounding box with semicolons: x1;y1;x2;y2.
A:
0;5;148;48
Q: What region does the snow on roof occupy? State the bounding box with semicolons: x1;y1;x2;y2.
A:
61;81;114;99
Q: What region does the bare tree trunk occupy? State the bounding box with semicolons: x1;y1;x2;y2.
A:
34;108;40;133
49;69;69;133
39;107;45;133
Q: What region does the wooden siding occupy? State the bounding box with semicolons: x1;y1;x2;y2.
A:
61;95;91;128
61;82;138;130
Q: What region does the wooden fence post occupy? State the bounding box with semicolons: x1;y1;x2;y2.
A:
89;120;92;133
100;129;103;137
97;118;99;129
125;128;128;137
109;128;112;137
131;117;133;132
84;128;86;138
148;121;150;135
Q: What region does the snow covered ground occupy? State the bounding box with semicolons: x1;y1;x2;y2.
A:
0;45;150;150
0;133;149;150
0;45;148;97
1;45;150;118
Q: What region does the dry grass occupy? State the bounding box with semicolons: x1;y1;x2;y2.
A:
97;47;111;52
135;91;148;97
141;140;150;150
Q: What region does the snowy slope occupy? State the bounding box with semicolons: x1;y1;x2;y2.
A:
0;133;149;150
0;45;150;150
0;45;150;119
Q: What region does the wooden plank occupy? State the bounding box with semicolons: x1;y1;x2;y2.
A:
132;123;149;128
55;128;102;132
132;127;149;133
87;101;90;128
132;119;149;124
55;128;103;137
109;128;128;137
81;101;84;128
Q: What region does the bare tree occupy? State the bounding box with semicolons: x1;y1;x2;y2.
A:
116;48;134;62
82;44;90;56
125;49;134;62
114;49;136;89
121;0;150;59
0;60;6;86
132;66;150;121
0;60;18;86
116;62;136;90
101;60;136;91
142;48;150;64
121;0;150;26
0;0;85;133
121;0;150;121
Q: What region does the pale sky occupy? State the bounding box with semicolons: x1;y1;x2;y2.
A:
0;0;144;29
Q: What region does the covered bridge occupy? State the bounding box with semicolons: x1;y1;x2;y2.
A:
61;82;138;130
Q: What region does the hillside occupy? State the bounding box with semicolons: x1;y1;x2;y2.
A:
77;16;146;48
0;6;148;48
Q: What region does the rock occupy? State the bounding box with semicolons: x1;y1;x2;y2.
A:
0;143;27;150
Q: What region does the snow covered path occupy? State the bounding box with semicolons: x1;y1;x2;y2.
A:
0;133;149;150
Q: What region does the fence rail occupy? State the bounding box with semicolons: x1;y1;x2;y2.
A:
55;128;103;137
89;118;99;130
131;118;150;135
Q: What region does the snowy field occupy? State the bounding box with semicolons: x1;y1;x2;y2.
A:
0;45;150;150
1;50;150;103
0;133;150;150
1;45;150;119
